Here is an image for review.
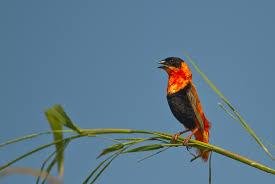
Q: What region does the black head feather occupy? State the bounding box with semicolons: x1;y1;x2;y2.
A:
160;57;184;68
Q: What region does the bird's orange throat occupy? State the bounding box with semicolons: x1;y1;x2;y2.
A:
166;63;192;94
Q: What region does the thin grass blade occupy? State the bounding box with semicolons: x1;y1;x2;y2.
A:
125;144;164;153
41;140;70;184
97;143;124;159
41;158;57;184
83;149;124;184
97;137;154;159
218;102;238;120
82;156;111;183
0;133;48;148
36;150;57;184
185;52;274;160
0;135;81;172
89;156;117;184
138;147;170;162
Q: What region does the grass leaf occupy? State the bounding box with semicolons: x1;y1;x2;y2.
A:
36;150;56;184
41;140;70;184
83;149;124;184
125;144;164;153
45;106;65;177
185;52;275;160
97;143;124;159
0;135;82;172
90;152;120;184
97;137;158;159
46;104;81;133
137;147;170;162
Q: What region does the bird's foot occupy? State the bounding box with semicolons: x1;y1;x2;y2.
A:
182;127;199;146
170;129;190;144
183;134;193;146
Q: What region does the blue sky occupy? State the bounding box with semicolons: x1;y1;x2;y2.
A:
1;1;274;183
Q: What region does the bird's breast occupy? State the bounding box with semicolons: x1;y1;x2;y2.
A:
166;83;197;130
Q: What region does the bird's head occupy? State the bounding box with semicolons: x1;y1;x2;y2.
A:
158;57;192;94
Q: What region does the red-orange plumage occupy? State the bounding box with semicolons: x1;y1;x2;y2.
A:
159;57;211;161
190;83;211;161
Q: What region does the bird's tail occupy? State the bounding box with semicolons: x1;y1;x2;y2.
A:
194;117;211;161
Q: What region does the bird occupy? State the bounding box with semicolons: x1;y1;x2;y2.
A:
158;57;211;161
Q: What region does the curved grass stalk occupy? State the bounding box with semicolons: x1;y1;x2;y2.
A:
79;128;275;174
1;128;274;184
2;128;274;175
0;130;75;148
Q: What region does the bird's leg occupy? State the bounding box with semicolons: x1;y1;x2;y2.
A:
171;129;190;143
182;127;199;146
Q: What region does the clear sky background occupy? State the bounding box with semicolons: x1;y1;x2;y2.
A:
1;1;275;183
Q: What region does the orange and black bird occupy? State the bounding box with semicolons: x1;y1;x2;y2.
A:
158;57;211;161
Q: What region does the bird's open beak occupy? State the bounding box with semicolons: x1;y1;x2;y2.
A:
158;60;168;70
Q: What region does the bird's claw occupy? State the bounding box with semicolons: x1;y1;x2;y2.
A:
171;133;180;143
171;129;191;144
